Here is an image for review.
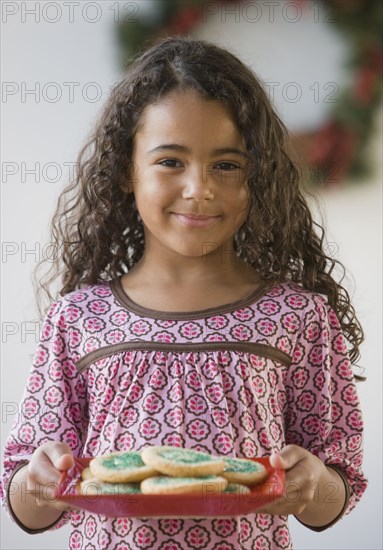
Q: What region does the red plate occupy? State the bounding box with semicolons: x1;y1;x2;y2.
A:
55;457;285;518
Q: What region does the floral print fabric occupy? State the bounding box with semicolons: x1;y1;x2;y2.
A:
0;279;367;549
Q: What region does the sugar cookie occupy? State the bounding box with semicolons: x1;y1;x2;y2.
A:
141;446;225;477
221;457;268;484
89;451;158;483
80;478;141;496
140;475;228;495
81;467;94;481
224;482;252;494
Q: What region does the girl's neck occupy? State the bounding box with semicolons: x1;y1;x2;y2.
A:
127;254;259;289
121;251;261;312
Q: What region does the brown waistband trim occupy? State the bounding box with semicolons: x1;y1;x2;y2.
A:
76;341;292;373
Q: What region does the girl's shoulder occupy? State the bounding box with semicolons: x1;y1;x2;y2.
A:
44;281;114;320
265;279;335;327
266;279;329;308
63;281;113;302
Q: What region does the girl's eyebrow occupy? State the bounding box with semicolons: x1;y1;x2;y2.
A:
146;144;250;159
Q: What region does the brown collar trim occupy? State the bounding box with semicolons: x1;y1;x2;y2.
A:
76;341;292;373
109;277;275;320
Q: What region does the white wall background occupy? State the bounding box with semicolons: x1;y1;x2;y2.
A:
1;1;381;549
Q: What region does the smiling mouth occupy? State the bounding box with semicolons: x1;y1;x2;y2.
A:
174;213;220;219
172;213;221;228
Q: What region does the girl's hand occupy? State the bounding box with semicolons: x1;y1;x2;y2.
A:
26;441;76;511
257;444;328;516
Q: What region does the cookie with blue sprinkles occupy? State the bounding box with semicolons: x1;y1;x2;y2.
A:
221;457;268;484
141;475;228;495
80;478;142;496
89;451;158;483
141;445;225;477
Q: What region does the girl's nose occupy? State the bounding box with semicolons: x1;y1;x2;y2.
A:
181;164;215;201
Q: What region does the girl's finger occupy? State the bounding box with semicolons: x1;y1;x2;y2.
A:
28;451;62;488
27;442;74;503
270;445;307;470
269;453;285;470
43;442;74;471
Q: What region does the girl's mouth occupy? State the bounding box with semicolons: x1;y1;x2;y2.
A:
172;213;221;228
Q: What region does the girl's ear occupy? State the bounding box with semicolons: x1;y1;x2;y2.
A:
119;159;138;194
120;180;133;194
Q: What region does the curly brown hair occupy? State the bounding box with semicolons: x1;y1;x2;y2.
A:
33;35;365;379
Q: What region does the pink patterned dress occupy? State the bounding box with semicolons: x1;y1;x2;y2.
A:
0;277;367;550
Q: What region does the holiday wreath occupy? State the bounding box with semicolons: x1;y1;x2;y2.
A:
116;0;382;187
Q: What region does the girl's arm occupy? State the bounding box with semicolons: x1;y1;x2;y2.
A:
293;459;348;528
0;298;88;533
258;445;348;528
259;293;367;527
8;442;74;532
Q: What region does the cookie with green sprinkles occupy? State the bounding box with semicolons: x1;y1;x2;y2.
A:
89;451;158;483
221;457;268;484
81;467;94;481
141;445;225;477
140;475;228;495
80;478;142;496
224;482;252;494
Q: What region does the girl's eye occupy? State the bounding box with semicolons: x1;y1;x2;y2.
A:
157;159;241;171
215;162;240;171
158;159;182;168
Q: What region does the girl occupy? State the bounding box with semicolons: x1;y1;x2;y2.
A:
1;36;367;550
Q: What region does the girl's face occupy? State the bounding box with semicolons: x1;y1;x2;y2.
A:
128;88;250;262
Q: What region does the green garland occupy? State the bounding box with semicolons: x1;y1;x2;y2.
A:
116;0;383;186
